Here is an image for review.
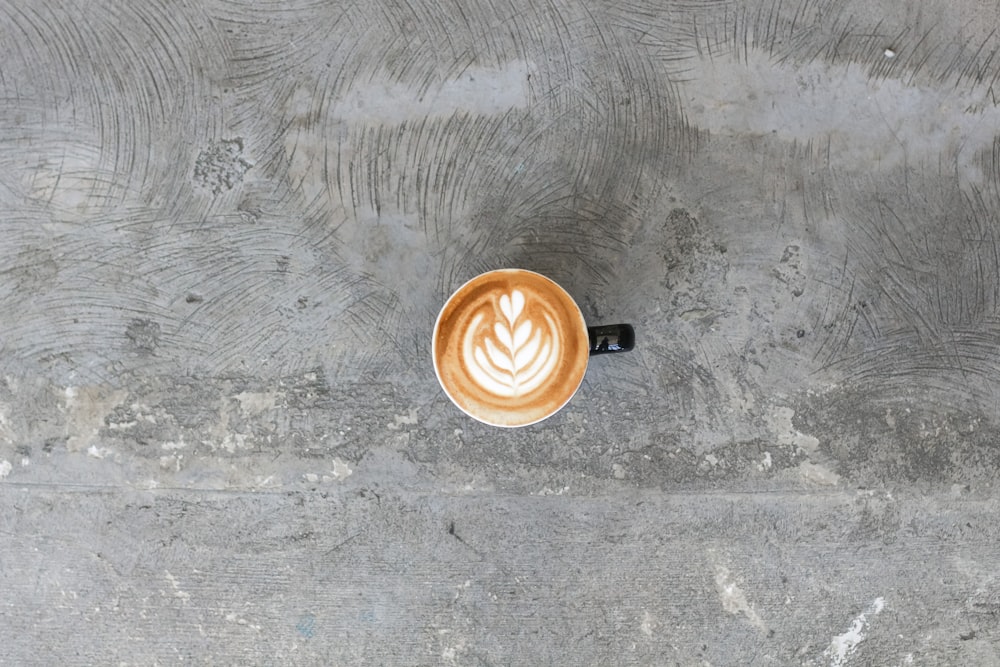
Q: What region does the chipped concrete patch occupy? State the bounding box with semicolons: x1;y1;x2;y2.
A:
234;391;281;416
767;406;821;455
62;386;127;453
303;458;353;484
389;408;419;430
201;398;252;453
0;459;12;479
220;433;249;453
798;461;842;486
193;138;252;194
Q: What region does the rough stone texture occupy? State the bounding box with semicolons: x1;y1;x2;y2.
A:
2;0;1000;664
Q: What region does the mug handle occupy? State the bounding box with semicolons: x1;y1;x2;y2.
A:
587;324;635;355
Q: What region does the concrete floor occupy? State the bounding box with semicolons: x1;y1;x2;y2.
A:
2;0;1000;664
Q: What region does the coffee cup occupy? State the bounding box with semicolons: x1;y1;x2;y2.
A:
432;269;634;427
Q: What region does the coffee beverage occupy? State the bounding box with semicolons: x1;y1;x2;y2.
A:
432;269;591;427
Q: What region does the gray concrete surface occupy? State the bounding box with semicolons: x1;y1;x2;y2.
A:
2;0;1000;664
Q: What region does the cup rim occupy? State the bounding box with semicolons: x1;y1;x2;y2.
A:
432;268;589;427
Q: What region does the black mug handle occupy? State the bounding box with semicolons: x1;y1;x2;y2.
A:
587;324;635;355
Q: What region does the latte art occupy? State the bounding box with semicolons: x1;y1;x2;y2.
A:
433;269;590;427
464;290;560;397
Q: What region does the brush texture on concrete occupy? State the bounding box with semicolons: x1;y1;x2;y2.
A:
2;0;999;664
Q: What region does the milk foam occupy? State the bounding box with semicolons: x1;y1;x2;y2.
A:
461;289;560;397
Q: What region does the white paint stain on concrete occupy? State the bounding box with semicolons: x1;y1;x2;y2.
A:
87;445;113;459
713;563;767;632
0;459;12;479
757;451;773;471
253;475;278;489
164;571;190;602
330;458;353;480
823;597;886;666
676;47;1000;181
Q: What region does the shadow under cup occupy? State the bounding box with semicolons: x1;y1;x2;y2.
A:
432;269;633;427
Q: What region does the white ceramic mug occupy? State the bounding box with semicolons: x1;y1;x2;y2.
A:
432;269;633;427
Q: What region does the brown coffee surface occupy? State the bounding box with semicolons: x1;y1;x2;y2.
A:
433;269;589;427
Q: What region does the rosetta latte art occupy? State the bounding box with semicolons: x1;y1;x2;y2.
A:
434;269;590;426
462;290;560;397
